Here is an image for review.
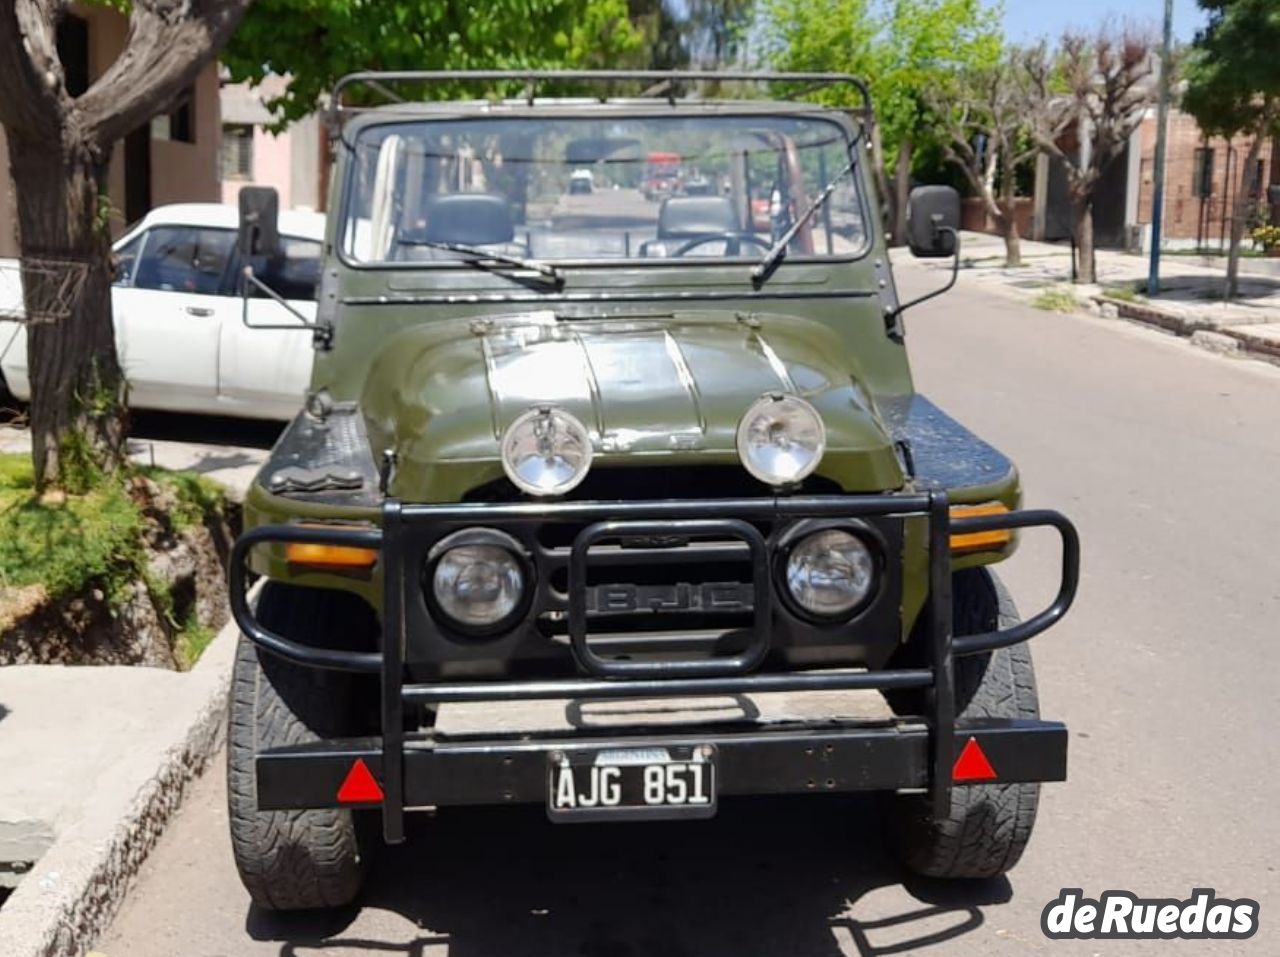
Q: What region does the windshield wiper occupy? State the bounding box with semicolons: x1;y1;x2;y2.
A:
750;154;858;288
398;239;563;286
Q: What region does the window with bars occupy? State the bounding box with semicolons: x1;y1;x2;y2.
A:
1192;147;1215;198
221;124;255;180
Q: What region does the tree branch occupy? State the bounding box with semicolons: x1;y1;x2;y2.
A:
77;0;252;150
0;0;70;137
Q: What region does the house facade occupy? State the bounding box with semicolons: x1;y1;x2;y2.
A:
219;75;326;213
0;5;222;259
1031;107;1277;253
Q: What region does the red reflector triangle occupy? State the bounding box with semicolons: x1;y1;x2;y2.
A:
336;758;384;804
952;736;998;782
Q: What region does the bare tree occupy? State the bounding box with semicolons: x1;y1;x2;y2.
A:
929;54;1037;266
0;0;251;491
1022;31;1157;284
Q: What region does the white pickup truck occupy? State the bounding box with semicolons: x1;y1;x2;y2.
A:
0;203;325;420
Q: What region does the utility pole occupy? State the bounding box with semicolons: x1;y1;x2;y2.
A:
1148;0;1175;295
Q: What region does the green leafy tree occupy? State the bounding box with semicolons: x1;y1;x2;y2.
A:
755;0;1001;244
223;0;645;124
628;0;756;69
1182;0;1280;298
0;0;252;491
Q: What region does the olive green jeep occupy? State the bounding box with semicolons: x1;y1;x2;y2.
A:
226;70;1079;912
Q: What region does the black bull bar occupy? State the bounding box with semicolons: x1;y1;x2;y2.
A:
230;493;1079;843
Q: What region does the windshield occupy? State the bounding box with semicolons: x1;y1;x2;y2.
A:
340;113;867;266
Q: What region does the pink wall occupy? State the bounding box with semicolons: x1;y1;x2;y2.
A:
222;126;294;210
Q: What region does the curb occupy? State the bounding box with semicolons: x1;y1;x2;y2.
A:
1091;295;1280;366
0;618;238;957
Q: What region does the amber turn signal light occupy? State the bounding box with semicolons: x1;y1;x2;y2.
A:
285;542;379;569
949;504;1013;553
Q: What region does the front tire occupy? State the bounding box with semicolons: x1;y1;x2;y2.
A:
888;568;1041;879
227;584;374;911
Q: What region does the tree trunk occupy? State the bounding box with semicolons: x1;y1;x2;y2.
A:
1070;195;1096;284
999;201;1022;268
891;138;912;249
6;130;127;492
1225;131;1265;300
999;153;1022;268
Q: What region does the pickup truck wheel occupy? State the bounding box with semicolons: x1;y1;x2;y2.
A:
227;584;372;911
887;568;1041;879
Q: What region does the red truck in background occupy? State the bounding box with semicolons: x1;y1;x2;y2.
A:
641;151;682;201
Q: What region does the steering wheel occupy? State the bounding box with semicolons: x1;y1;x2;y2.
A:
671;233;773;257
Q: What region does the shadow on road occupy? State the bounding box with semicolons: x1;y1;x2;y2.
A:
245;796;1012;957
0;401;283;451
128;410;283;450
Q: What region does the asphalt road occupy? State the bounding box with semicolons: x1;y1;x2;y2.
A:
97;266;1280;956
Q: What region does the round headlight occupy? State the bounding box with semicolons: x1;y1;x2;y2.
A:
428;530;529;632
784;528;876;620
736;394;826;487
501;406;593;497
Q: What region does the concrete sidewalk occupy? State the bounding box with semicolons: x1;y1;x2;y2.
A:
0;622;238;957
0;418;267;954
905;230;1280;363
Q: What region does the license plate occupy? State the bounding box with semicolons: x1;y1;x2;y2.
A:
547;745;717;821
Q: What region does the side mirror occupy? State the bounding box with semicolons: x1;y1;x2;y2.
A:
906;185;960;258
237;186;280;259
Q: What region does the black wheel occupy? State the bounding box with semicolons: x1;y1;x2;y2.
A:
227;583;378;911
887;568;1041;879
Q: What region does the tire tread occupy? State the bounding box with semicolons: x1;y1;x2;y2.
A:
226;585;366;911
890;568;1041;879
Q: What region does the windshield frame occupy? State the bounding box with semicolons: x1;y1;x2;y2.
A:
332;105;874;276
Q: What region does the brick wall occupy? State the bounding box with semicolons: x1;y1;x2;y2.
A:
960;196;1034;237
1134;108;1275;243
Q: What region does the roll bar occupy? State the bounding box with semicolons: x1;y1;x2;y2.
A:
329;70;874;126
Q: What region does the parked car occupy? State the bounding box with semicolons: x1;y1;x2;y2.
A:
225;70;1080;913
568;169;595;195
0;203;325;420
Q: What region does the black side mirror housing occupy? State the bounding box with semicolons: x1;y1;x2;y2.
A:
238;186;281;260
906;185;960;258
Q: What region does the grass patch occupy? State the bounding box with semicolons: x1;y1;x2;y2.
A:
0;454;142;603
174;620;216;670
141;467;225;532
0;453;227;664
1032;285;1081;313
1101;283;1144;303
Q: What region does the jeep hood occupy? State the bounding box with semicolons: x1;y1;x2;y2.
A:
360;310;904;501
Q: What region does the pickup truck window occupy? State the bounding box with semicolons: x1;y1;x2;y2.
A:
113;234;143;286
134;226;236;294
249;236;323;301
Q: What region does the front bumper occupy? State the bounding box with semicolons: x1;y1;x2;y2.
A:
230;492;1079;842
256;719;1068;813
